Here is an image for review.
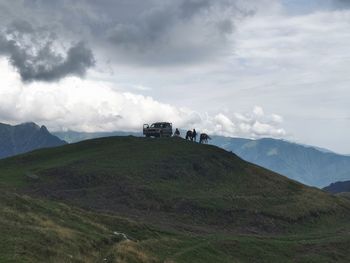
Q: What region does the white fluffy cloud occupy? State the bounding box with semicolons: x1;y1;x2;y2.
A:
206;107;285;138
0;58;285;138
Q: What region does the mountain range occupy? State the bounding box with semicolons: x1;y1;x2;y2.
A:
52;130;350;188
0;122;66;159
323;180;350;194
211;136;350;188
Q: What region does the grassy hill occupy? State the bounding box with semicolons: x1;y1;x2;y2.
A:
1;136;350;262
53;131;350;188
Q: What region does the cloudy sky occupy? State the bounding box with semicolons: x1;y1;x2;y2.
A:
0;0;349;153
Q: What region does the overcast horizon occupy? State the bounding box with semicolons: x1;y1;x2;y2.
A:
0;0;349;154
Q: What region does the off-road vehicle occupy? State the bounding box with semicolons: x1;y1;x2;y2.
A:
143;122;173;137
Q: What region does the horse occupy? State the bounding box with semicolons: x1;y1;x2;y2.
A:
185;130;193;141
199;133;211;144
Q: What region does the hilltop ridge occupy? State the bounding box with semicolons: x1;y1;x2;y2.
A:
53;130;350;187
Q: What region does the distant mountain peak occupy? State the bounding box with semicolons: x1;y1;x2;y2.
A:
0;122;67;159
39;125;49;132
18;122;40;129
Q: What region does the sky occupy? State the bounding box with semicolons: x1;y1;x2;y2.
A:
0;0;349;154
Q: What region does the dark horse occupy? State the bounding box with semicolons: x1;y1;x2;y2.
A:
186;129;197;141
199;133;211;144
185;130;193;141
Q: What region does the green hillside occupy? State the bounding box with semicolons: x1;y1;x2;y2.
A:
2;191;350;263
0;191;157;262
1;136;350;262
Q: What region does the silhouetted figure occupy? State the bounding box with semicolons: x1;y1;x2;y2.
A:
185;130;193;141
174;128;180;137
199;133;211;144
192;129;197;142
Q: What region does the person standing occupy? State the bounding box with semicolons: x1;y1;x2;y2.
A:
174;128;180;137
192;129;197;142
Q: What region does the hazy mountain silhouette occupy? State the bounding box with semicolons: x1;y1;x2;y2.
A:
212;136;350;188
323;180;350;194
0;122;66;159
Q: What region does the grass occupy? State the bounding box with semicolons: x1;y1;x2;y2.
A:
0;190;180;262
0;191;118;262
337;192;350;200
0;137;346;222
0;136;350;262
1;191;349;263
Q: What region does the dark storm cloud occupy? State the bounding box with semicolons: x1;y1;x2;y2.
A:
179;0;211;18
328;0;350;8
107;0;234;44
0;21;95;82
0;0;257;68
334;0;350;5
103;0;241;65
